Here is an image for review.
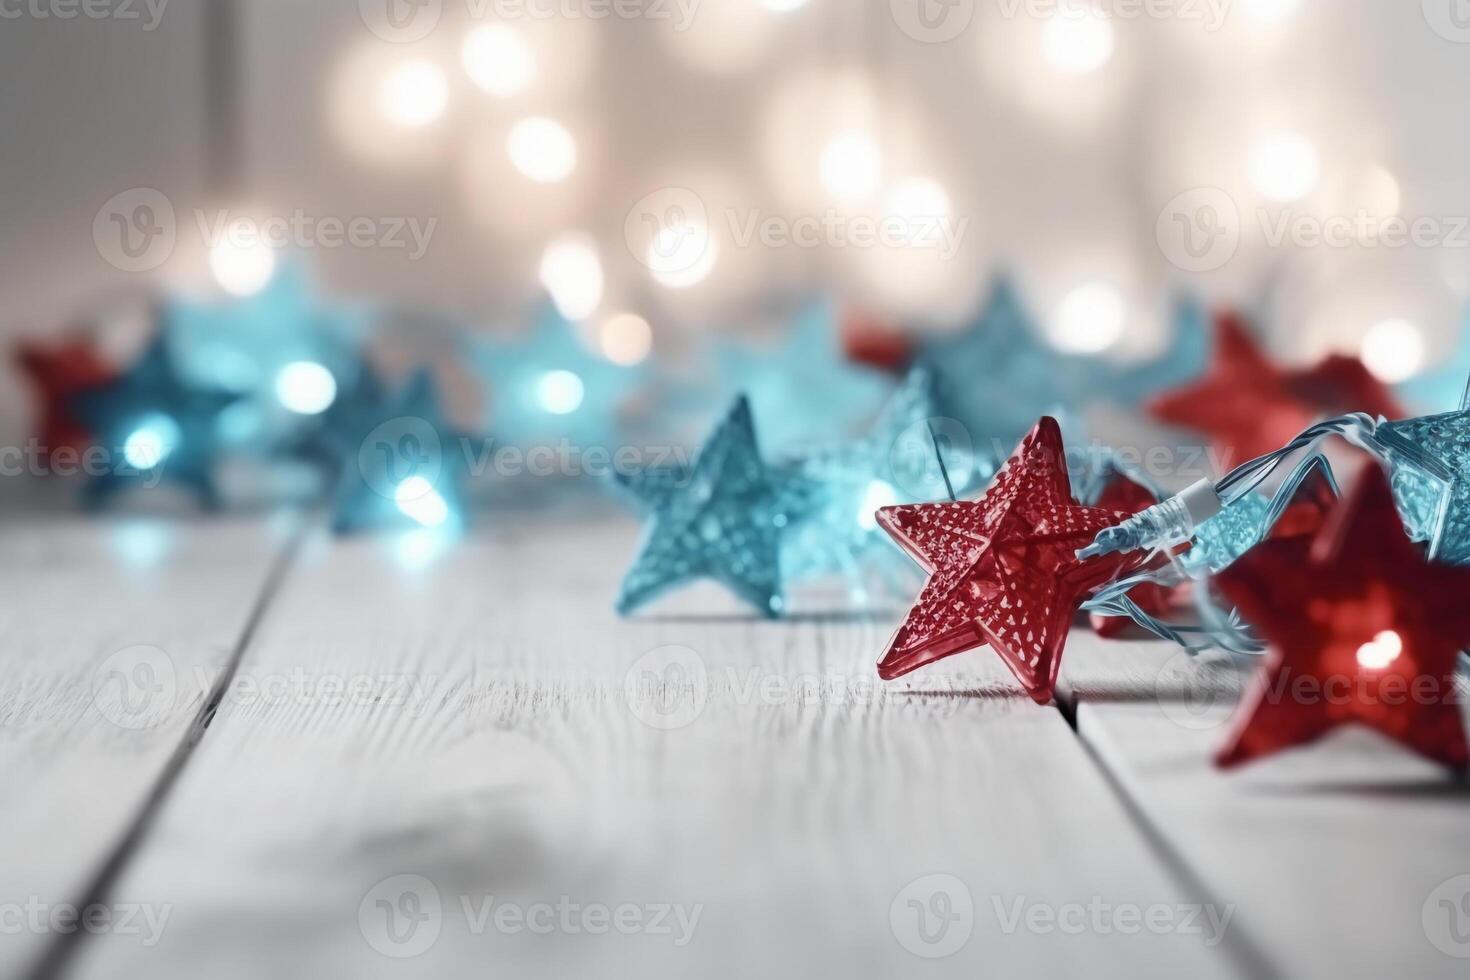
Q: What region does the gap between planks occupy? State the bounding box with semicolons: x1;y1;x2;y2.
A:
24;508;317;980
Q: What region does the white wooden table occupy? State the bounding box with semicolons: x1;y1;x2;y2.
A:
3;502;1469;980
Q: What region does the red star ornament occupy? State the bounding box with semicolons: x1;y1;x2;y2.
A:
875;417;1148;703
1213;465;1470;770
14;336;118;457
1150;312;1403;468
840;308;913;374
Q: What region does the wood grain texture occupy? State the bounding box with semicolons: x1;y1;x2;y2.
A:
1064;638;1470;979
66;511;1240;980
0;512;296;979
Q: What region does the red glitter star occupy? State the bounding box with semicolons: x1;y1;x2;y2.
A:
1214;466;1470;770
14;336;117;457
1150;311;1403;468
875;417;1147;703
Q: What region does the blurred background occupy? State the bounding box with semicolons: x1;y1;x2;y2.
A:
3;0;1469;455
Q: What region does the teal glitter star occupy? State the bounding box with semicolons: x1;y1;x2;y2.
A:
71;335;240;510
918;278;1210;448
776;365;990;589
615;396;822;618
164;263;367;447
1381;377;1470;564
712;300;891;453
326;369;477;535
1185;455;1339;574
464;302;646;454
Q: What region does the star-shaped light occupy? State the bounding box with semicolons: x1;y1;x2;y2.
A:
324;369;476;535
70;336;239;509
776;365;990;592
14;335;117;456
917;277;1065;448
164;263;367;446
875;417;1148;703
1214;466;1470;769
465;302;646;455
615;396;823;618
1151;310;1404;468
712;300;891;453
1185;458;1338;575
1380;378;1470;565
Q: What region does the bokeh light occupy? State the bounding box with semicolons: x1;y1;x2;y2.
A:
379;59;448;129
539;235;604;321
820;131;883;203
123;413;182;471
462;25;535;97
394;475;450;528
274;361;339;415
599;313;654;366
209;235;276;298
508;117;578;183
1042;9;1115;75
1248;132;1320;203
536;369;586;415
1361;318;1425;383
1050;282;1126;354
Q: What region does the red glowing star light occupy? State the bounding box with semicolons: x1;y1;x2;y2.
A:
14;337;117;457
1151;311;1404;468
875;417;1147;703
1214;466;1470;770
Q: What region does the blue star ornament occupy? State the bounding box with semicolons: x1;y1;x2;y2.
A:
465;303;645;455
71;335;240;510
712;299;891;453
777;365;989;587
615;396;822;618
327;369;477;535
1113;293;1211;403
1381;380;1470;564
916;276;1071;447
1399;313;1470;413
164;263;368;447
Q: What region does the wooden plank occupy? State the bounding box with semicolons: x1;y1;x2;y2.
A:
0;511;297;979
1063;637;1470;979
67;511;1241;979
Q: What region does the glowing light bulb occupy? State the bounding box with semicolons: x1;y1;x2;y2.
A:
599;313;653;366
647;221;718;289
1043;9;1114;75
538;236;603;322
537;369;585;415
1360;319;1425;384
1356;629;1403;670
462;24;534;97
380;60;448;128
507;117;577;183
1051;282;1126;354
123;413;182;471
820;131;882;203
1248;132;1320;203
858;480;900;530
209;234;275;298
394;476;450;528
274;361;338;415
